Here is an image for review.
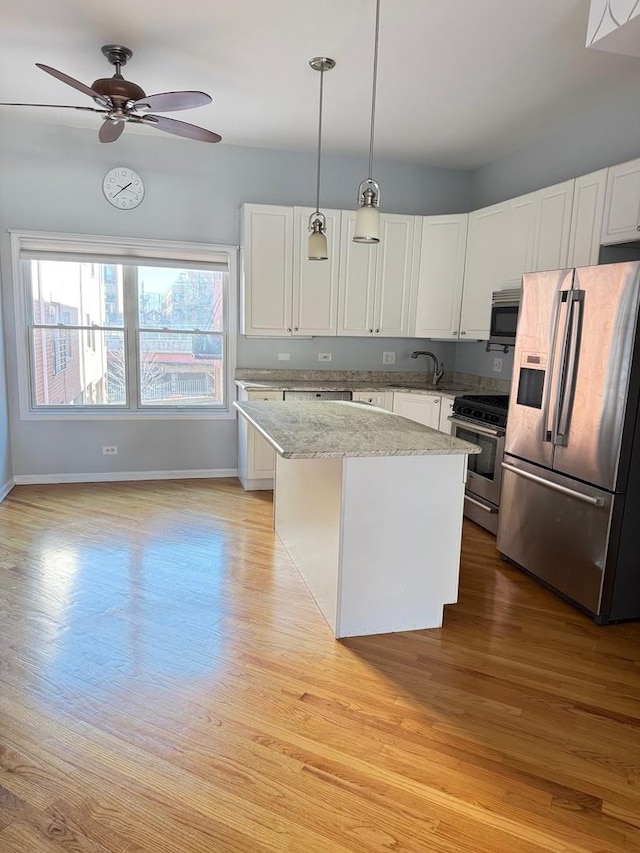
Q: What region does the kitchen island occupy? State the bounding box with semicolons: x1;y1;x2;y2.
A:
234;400;480;638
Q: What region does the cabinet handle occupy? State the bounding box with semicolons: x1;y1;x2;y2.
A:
287;327;292;333
294;327;298;332
460;330;466;336
375;328;379;334
369;328;373;333
637;226;640;232
453;331;458;336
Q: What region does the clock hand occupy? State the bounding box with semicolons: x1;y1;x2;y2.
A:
112;182;133;198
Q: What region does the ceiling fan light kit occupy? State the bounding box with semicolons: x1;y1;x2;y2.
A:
354;0;382;244
308;56;335;261
2;44;221;145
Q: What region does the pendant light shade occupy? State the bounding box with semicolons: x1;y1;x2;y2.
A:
308;57;335;261
354;0;382;244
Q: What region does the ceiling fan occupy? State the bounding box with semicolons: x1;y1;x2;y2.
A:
0;44;222;144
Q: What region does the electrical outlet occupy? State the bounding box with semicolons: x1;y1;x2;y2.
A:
277;353;291;361
382;351;396;365
102;446;118;455
493;357;503;374
318;353;332;361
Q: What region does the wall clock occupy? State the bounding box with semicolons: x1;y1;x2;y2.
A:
103;167;145;209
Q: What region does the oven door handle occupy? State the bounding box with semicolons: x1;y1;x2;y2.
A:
448;416;504;438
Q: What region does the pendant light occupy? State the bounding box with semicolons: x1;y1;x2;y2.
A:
308;56;335;261
354;0;382;244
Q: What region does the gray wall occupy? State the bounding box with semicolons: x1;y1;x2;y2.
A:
454;341;514;380
0;116;470;480
471;79;640;208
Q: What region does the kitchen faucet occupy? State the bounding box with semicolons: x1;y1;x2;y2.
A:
410;350;444;386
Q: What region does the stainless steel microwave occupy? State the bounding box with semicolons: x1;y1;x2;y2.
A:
489;289;520;346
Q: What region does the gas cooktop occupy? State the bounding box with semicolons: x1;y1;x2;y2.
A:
452;394;510;428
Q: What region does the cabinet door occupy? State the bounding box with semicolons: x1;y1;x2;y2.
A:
337;212;377;335
292;207;341;336
602;158;640;244
460;202;508;340
438;396;455;435
392;392;441;429
534;180;574;272
413;214;468;339
505;191;538;285
240;205;293;336
374;214;417;337
567;169;607;267
352;391;393;410
247;390;283;481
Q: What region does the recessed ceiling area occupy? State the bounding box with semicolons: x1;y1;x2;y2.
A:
2;0;640;169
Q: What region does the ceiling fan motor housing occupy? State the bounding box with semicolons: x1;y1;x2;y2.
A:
91;76;146;106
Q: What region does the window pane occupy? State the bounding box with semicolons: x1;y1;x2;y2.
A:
137;267;224;331
28;260;124;327
139;331;223;406
31;328;127;406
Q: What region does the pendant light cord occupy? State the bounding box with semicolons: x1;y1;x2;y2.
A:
315;66;324;215
367;0;381;181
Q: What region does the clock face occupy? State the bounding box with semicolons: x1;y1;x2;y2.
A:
103;167;145;210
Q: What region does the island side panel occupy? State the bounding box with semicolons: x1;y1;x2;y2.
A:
274;456;343;634
336;454;467;638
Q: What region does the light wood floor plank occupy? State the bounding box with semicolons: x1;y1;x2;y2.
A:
1;479;639;851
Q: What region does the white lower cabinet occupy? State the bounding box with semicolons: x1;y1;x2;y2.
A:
438;396;455;435
237;389;283;489
351;391;394;410
392;392;441;430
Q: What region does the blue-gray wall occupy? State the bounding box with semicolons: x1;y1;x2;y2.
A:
0;116;470;481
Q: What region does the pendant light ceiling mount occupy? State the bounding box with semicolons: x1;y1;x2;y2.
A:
308;56;335;261
354;0;382;244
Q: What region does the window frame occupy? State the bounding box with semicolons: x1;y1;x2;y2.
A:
10;231;238;421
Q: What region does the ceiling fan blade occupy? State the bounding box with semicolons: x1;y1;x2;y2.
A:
99;120;125;143
141;114;221;143
0;102;107;112
36;63;110;106
132;91;212;113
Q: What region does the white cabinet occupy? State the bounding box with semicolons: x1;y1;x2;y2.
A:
568;169;608;266
601;158;640;245
534;180;574;272
237;389;283;490
292;207;341;335
412;214;468;340
240;204;293;336
392;392;441;430
240;204;341;336
460;202;508;340
438;396;455;435
352;390;394;410
504;191;538;287
338;212;416;337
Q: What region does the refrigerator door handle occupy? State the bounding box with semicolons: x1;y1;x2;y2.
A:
501;462;604;506
543;290;569;444
554;290;583;445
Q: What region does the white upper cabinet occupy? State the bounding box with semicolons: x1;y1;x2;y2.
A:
601;158;640;244
567;169;608;267
241;203;341;336
505;191;538;286
460;202;508;340
412;214;468;340
338;212;416;336
240;204;293;336
293;207;341;336
534;180;574;272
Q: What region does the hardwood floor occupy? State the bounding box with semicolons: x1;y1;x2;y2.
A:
0;479;638;852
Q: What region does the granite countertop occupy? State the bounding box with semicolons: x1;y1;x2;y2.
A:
234;400;482;459
235;379;475;398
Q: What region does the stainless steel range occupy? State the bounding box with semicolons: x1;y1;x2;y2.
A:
449;394;509;534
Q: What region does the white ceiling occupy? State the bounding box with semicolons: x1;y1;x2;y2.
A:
2;0;640;170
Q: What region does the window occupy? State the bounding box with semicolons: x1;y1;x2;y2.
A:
11;233;237;418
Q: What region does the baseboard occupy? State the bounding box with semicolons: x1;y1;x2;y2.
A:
13;469;238;486
0;477;15;502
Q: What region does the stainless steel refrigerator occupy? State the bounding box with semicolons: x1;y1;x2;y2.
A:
497;262;640;623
